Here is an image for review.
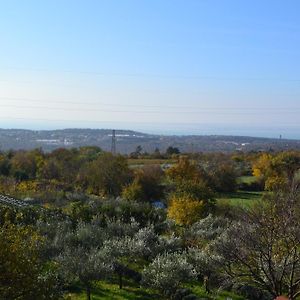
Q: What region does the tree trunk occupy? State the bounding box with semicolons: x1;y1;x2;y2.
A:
119;273;123;289
86;284;91;300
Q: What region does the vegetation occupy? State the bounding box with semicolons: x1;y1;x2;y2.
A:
1;148;300;299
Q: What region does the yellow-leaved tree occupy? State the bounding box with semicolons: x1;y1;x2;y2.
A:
167;195;205;226
0;223;59;299
166;156;215;225
253;152;300;191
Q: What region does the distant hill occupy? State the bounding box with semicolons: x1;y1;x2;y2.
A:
0;128;300;153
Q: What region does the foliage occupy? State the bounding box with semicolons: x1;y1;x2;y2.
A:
167;157;216;222
58;246;113;300
212;189;300;300
122;180;145;202
0;223;60;299
122;165;164;202
89;198;167;229
168;195;206;226
208;162;237;192
142;252;196;297
166;146;180;156
253;151;300;191
56;222;113;300
78;153;132;196
166;157;202;183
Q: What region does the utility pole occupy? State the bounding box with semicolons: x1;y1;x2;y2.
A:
111;129;116;154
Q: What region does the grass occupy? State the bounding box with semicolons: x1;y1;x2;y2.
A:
237;176;258;184
215;176;263;208
191;284;245;300
64;282;161;300
216;191;263;208
65;281;246;300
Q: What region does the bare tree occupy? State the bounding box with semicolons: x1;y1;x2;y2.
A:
213;188;300;299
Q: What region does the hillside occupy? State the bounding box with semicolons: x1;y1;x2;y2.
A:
0;128;300;153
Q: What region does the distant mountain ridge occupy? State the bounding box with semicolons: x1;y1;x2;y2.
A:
0;128;300;153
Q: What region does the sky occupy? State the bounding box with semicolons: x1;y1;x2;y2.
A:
0;0;300;138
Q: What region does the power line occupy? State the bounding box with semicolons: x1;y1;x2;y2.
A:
0;115;299;127
2;66;300;82
2;103;300;115
111;129;116;154
1;96;300;112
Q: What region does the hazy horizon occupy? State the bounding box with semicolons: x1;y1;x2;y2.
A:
0;121;299;140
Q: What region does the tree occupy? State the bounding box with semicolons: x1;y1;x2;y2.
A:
39;148;78;183
122;165;164;202
153;147;162;159
56;222;113;300
10;150;39;180
0;223;60;299
166;146;180;156
142;252;196;297
167;157;215;224
207;162;237;192
0;154;10;176
168;195;206;226
103;235;142;289
130;145;143;158
58;246;113;300
213;189;300;299
252;151;300;191
122;180;145;202
79;153;132;196
166;157;201;183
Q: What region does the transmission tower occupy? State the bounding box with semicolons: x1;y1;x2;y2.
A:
111;129;116;154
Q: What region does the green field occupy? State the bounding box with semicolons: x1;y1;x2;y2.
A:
217;191;263;208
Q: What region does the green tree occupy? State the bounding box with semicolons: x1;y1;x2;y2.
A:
142;252;196;297
0;154;10;176
10;150;39;180
58;246;113;300
122;165;164;202
166;146;180;156
79;153;132;196
0;223;60;299
56;222;113;300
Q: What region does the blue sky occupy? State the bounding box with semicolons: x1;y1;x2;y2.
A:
0;1;300;137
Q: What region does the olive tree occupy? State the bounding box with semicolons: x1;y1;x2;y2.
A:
142;252;196;297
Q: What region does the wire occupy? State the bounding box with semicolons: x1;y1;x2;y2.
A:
1;96;300;111
2;67;300;82
1;103;300;115
0;115;300;127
